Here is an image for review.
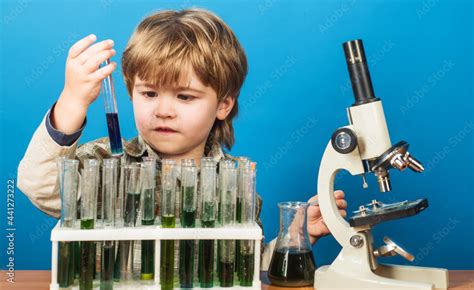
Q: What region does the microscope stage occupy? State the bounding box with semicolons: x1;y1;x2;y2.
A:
349;198;428;227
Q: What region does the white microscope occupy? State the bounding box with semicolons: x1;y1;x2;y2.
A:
314;39;449;290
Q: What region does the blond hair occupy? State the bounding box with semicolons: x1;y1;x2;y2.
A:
122;8;248;150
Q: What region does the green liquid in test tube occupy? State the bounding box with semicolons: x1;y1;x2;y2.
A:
236;157;250;279
141;157;157;281
218;160;237;287
198;157;218;288
239;162;257;286
80;159;100;290
160;159;178;290
179;159;198;288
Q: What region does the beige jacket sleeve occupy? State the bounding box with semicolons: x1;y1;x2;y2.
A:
17;112;80;218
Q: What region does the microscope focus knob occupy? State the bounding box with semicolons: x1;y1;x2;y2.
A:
331;128;358;154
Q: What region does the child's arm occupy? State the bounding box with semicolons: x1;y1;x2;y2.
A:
17;34;116;218
17;113;81;218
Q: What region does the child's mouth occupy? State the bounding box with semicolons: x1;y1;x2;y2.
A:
155;127;178;134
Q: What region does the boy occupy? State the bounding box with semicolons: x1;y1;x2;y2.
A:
17;8;347;270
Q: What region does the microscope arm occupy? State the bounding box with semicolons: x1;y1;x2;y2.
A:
317;125;365;246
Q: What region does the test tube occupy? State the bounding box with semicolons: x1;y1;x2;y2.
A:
239;162;257;286
179;159;198;288
101;59;124;156
218;160;237;287
80;159;100;290
123;163;142;227
141;157;157;225
101;159;118;290
57;157;79;228
57;158;79;288
113;164;126;281
102;158;118;227
140;157;157;280
81;159;100;229
236;157;250;224
117;163;142;282
160;159;178;290
235;157;250;279
198;157;218;288
115;161;127;228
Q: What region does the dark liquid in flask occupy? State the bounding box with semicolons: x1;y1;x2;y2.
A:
106;112;123;156
268;248;316;287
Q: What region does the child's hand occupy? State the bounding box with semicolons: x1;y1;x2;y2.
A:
307;190;347;244
52;34;116;134
62;34;116;107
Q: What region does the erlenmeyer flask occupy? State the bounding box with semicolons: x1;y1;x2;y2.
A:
268;202;316;286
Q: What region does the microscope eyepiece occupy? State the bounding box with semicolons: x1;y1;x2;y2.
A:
343;39;367;64
343;39;378;106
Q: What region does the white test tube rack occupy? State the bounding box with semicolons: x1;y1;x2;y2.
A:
50;220;262;290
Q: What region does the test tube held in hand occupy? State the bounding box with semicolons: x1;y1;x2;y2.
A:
101;59;124;156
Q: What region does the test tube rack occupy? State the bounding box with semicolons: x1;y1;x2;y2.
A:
50;220;262;290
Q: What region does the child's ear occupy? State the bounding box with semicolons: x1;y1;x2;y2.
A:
216;96;235;120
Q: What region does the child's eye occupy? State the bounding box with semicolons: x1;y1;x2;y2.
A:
142;91;157;98
177;94;195;101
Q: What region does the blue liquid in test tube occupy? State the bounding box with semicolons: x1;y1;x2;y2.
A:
101;59;124;156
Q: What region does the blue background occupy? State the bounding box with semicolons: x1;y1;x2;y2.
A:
1;0;472;270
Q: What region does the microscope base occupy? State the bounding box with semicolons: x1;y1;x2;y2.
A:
375;264;449;289
314;263;448;290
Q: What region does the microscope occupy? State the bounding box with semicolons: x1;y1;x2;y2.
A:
314;40;449;290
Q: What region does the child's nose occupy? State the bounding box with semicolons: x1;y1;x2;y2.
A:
154;97;176;119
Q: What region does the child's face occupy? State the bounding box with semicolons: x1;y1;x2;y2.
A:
131;67;233;158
